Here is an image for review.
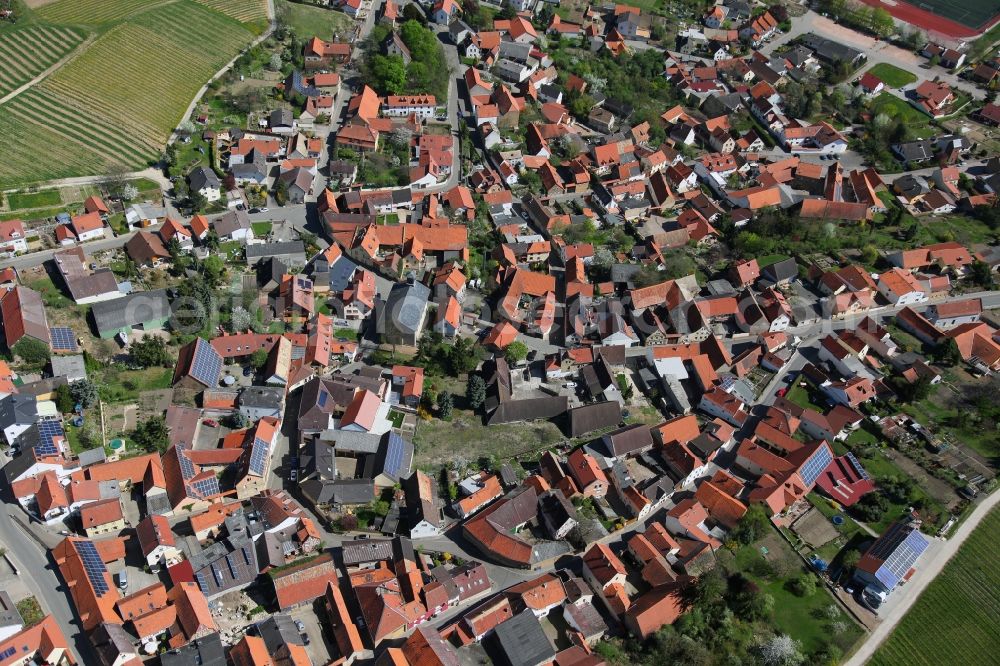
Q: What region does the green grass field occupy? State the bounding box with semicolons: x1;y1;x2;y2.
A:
0;25;87;98
5;189;62;210
276;0;353;40
0;0;265;189
866;63;917;88
871;93;936;138
870;506;1000;666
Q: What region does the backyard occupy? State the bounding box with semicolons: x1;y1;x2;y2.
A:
720;529;864;657
413;407;564;470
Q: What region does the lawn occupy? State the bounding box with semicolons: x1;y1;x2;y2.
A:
866;63;916;88
276;0;354;40
785;382;828;412
870;93;936;139
5;189;62;210
93;366;173;404
756;254;790;268
0;0;261;188
722;530;864;657
251;222;272;237
387;409;405;429
870;506;1000;666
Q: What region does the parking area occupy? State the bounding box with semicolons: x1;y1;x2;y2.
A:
289;604;336;665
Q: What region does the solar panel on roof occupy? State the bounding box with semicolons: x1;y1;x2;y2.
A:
190;339;222;387
195;571;208;593
212;565;223;586
192;477;220;498
176;446;196;480
384;433;405;476
74;540;110;596
49;327;78;352
248;437;269;477
35;419;65;457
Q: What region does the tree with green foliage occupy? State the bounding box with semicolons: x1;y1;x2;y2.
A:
70;379;99;409
504;340;529;364
131;415;170;453
11;337;50;365
467;374;487;410
250;348;269;370
438;391;454;420
870;8;894;38
273;178;289;206
448;336;482;375
226;412;251;429
969;260;995;289
130;335;172;368
729;503;771;546
854;491;889;522
934;338;963;367
202;255;226;287
55;384;74;414
789;573;818;597
370;54;407;94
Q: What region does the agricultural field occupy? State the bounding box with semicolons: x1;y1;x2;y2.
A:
194;0;269;31
0;25;87;98
869;506;1000;666
36;0;161;25
0;0;265;189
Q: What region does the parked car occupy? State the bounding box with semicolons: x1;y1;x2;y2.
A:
562;382;577;389
300;633;310;646
242;367;253;377
294;620;305;632
776;387;788;397
202;419;219;427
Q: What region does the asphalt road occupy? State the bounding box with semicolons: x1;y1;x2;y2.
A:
0;503;94;663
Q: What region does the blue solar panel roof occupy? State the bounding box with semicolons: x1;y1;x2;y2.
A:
176;445;196;480
383;432;407;477
248;437;269;477
35;419;65;457
49;327;78;352
190;339;222;387
74;540;110;596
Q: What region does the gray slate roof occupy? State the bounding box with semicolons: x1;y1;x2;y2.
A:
90;289;171;335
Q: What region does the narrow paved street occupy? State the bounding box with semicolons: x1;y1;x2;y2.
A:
0;502;94;664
